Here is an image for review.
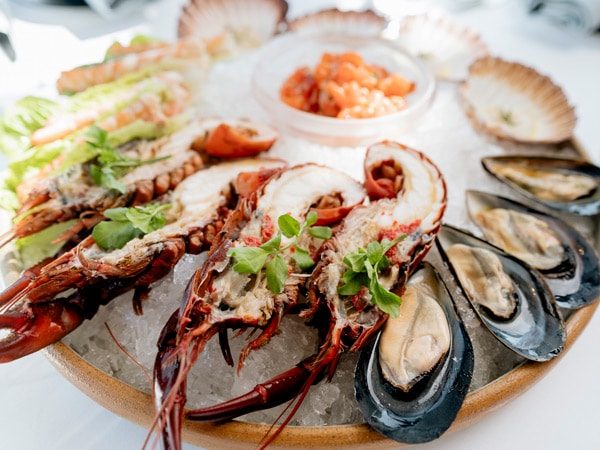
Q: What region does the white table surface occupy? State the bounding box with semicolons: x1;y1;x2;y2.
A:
1;0;599;449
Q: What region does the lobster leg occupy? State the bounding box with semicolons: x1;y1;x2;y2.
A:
186;356;318;422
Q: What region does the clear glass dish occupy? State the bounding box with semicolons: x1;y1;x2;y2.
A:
251;33;436;146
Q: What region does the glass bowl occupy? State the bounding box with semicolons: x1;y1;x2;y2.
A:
251;33;436;146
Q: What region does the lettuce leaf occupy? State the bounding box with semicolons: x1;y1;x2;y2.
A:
0;96;58;160
14;220;78;269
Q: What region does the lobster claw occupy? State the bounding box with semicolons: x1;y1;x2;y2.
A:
0;299;84;363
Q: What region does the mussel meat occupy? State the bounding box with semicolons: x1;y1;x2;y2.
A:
438;224;566;362
466;190;600;309
354;261;473;444
445;243;517;320
481;155;600;216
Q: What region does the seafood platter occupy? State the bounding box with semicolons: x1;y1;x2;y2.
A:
0;1;598;449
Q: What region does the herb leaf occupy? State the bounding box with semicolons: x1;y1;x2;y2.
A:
308;226;332;240
227;213;333;294
84;125;170;193
92;203;171;250
278;214;300;238
292;246;315;270
337;235;406;318
266;254;288;294
126;203;168;233
92;220;142;251
228;247;270;274
260;234;282;253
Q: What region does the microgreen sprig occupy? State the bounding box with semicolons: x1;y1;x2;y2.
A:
92;203;172;250
227;211;332;294
85;126;170;193
337;235;405;318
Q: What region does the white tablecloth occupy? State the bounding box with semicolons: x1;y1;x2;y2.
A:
1;1;599;449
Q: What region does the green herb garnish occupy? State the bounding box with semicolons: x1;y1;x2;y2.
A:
499;110;515;126
337;235;405;318
92;203;172;250
227;211;332;294
85;126;170;193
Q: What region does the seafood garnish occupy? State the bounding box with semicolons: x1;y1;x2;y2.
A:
152;162;366;449
437;224;565;361
460;57;576;143
287;8;387;37
466;190;600;309
355;259;473;444
481;155;600;216
396;13;489;81
178;0;288;57
159;141;447;449
0;158;286;362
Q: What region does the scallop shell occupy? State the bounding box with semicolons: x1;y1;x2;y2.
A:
460;57;576;143
178;0;288;56
396;14;488;81
287;8;387;37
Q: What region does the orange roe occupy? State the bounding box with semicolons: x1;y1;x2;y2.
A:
280;52;415;119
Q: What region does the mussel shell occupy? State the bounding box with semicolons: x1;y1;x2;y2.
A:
438;224;566;361
466;190;600;309
481;155;600;216
354;261;473;444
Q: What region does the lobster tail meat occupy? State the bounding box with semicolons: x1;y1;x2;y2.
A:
183;142;447;447
152;163;366;449
0;158;287;362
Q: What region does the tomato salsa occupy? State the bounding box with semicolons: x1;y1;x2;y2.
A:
280;51;415;119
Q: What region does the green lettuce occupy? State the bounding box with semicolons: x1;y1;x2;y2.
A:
14;220;78;268
0;96;58;160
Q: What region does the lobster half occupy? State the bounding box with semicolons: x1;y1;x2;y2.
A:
0;117;278;250
0;157;286;363
151;141;447;450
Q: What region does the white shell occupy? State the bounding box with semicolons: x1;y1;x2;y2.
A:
287;8;387;37
460;57;576;143
396;14;488;81
178;0;288;56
